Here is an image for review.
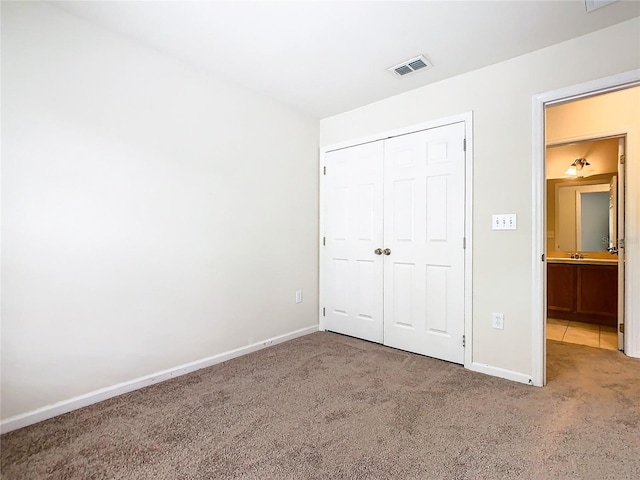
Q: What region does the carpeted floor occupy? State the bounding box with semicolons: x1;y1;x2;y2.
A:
1;332;639;479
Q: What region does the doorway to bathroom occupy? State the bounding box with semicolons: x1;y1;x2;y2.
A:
531;72;640;386
544;134;624;352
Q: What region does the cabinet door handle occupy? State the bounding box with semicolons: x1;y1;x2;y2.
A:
374;248;383;255
383;248;391;256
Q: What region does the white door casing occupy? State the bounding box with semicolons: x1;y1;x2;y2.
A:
383;123;466;364
321;120;467;365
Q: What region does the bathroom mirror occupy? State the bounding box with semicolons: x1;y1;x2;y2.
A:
553;178;616;252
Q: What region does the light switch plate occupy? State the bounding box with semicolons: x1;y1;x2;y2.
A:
492;214;517;230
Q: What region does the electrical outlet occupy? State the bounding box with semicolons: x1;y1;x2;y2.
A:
295;290;303;303
492;312;504;330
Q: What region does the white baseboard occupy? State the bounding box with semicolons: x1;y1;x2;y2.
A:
0;325;319;434
466;362;533;386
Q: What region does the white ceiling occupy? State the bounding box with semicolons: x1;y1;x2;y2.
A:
52;1;640;119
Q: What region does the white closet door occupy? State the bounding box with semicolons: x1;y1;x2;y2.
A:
383;122;466;364
323;141;384;343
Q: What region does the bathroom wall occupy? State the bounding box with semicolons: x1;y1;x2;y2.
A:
546;138;618;179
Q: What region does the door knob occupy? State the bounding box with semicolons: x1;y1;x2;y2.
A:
383;248;391;256
374;248;383;255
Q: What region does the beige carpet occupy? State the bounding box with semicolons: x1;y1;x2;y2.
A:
2;332;639;479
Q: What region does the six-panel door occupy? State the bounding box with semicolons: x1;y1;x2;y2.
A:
323;141;385;343
322;122;466;364
383;123;466;364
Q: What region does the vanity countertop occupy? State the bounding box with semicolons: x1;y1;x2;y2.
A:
546;257;618;265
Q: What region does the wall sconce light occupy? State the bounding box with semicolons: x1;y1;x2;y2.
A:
565;158;590;176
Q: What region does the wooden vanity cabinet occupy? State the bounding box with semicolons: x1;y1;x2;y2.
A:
547;263;617;327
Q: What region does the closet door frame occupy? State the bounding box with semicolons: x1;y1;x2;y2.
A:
319;111;474;369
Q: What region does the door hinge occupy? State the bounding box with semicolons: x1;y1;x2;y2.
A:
463;237;466;249
323;166;326;175
619;238;625;249
463;138;466;152
323;236;326;246
542;253;545;262
462;335;466;347
620;323;624;334
620;154;625;165
322;307;326;317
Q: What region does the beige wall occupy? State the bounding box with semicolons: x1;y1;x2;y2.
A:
546;86;640;144
320;19;640;376
1;2;319;419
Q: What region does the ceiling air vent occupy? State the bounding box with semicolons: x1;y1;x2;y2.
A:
388;55;433;77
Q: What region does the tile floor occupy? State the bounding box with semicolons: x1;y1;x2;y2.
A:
547;318;619;350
